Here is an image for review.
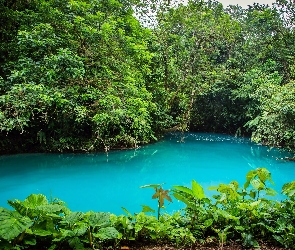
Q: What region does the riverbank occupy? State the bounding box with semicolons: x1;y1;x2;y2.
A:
124;241;287;250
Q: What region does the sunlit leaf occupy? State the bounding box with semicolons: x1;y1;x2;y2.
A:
257;168;274;184
173;185;193;196
230;181;239;190
251;179;264;190
172;193;191;206
24;194;48;207
140;184;161;189
141;205;155;213
192;180;205;199
121;207;133;218
282;181;295;198
265;187;277;196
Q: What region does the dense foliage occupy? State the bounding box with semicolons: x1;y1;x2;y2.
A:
1;168;295;249
1;0;295;153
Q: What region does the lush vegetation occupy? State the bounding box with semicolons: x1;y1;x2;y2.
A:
1;1;295;248
0;168;295;249
1;0;295;153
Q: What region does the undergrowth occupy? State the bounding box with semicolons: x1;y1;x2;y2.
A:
1;168;295;249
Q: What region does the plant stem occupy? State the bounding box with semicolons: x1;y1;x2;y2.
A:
88;227;94;249
157;199;161;220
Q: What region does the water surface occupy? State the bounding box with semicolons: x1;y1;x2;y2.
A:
0;133;294;214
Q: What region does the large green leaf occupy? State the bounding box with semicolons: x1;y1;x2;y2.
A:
88;212;110;228
250;179;264;190
282;181;295;198
61;212;84;228
94;227;119;240
192;180;205;199
0;208;32;240
121;207;133;218
244;170;256;189
141;205;155;213
72;223;88;236
57;222;88;241
173;185;193;196
32;219;56;234
265;187;277;196
244;168;274;192
8;194;49;218
192;180;205;200
257;168;274;184
24;194;48;207
37;204;65;214
172;192;191;206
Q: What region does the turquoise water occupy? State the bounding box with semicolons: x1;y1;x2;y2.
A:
0;133;295;215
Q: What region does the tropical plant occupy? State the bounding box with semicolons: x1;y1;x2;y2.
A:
1;168;295;248
243;167;277;200
172;180;212;236
140;183;172;220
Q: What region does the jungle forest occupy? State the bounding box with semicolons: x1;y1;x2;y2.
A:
1;0;295;249
1;0;295;154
